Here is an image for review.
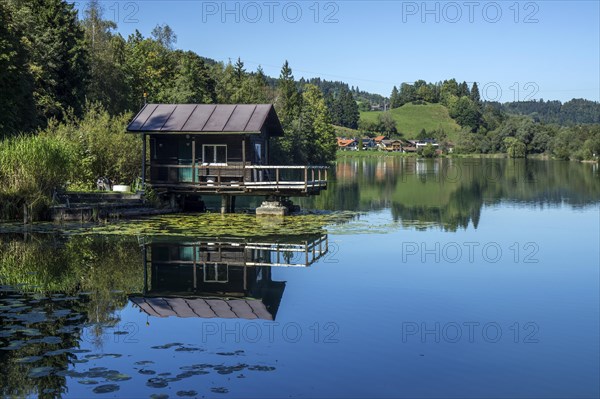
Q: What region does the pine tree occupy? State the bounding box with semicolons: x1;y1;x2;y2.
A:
342;89;359;129
390;86;400;109
0;1;36;135
458;81;470;98
275;60;301;128
470;82;481;106
299;84;337;164
9;0;90;121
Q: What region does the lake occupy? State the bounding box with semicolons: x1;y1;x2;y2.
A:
1;157;599;398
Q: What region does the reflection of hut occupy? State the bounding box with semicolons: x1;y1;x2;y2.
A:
130;235;328;320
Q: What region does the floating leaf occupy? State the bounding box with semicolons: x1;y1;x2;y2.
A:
78;379;99;385
151;343;182;350
176;391;198;397
15;355;43;363
92;384;120;394
29;366;55;378
146;378;169;388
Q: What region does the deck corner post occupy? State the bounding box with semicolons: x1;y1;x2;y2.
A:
141;133;147;190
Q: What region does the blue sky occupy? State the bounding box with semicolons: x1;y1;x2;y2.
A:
74;1;600;102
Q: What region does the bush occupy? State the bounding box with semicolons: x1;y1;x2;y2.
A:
0;134;76;219
41;103;141;188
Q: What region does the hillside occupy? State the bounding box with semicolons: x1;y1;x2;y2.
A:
333;125;360;137
360;103;461;140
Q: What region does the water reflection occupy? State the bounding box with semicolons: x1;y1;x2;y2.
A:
132;235;328;321
0;233;329;398
305;157;600;230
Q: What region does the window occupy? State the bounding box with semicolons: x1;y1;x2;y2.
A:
202;145;227;165
203;263;228;283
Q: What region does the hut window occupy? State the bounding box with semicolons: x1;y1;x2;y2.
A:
203;263;228;283
202;145;227;165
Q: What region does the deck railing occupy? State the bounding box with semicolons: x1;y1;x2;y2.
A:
148;163;328;194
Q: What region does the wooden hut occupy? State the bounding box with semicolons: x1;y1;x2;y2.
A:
126;104;327;200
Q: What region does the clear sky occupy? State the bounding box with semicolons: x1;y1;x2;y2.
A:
73;0;600;102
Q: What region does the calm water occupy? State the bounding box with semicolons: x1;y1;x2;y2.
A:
1;158;599;398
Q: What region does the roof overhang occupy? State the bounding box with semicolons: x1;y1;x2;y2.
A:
126;103;284;137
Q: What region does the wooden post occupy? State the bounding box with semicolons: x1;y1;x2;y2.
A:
191;139;196;184
304;166;308;191
230;196;236;213
221;195;230;214
242;137;247;184
193;244;197;290
242;137;246;165
141;133;146;190
142;245;148;294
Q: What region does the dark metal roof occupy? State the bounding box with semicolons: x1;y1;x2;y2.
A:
129;297;274;320
126;104;283;136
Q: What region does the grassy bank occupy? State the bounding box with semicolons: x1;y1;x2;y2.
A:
336;150;418;159
360;103;461;140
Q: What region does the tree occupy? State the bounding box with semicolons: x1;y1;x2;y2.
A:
458;81;470;97
299;84;337;164
123;31;174;107
162;51;216;103
419;143;436;158
450;96;481;131
0;1;36;135
390;86;401;109
7;0;89;122
376;112;397;135
398;83;416;105
81;0;128;114
504;137;526;158
470;82;481;106
275;60;301;128
151;24;177;50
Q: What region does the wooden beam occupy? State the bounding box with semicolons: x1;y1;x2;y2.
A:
191;138;196;184
141;133;146;190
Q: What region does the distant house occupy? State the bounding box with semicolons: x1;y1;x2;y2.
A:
415;138;439;149
380;139;402;152
361;137;376;150
373;135;387;145
337;137;359;151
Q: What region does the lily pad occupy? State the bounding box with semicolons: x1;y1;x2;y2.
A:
105;373;132;382
15;355;43;363
134;360;154;365
146;378;169;388
176;391;198;397
29;366;56;378
210;387;229;394
78;379;99;385
151;343;182;350
139;369;156;375
92;384;120;394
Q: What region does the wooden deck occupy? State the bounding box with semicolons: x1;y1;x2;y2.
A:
148;164;328;196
